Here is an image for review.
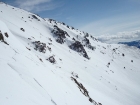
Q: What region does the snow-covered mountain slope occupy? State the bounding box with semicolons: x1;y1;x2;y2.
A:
119;40;140;49
0;2;140;105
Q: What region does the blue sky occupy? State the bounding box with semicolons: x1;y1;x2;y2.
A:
2;0;140;39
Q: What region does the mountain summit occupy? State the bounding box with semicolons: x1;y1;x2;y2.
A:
0;2;140;105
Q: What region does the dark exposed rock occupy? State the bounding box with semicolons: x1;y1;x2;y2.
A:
47;56;56;63
20;28;25;32
84;32;89;37
98;103;102;105
52;25;69;44
71;77;101;105
0;32;9;45
48;38;52;42
89;98;93;103
61;22;65;25
82;37;96;51
122;53;125;56
32;15;40;21
72;37;75;41
71;27;74;30
33;41;46;53
39;58;43;62
28;38;31;40
26;47;31;51
48;19;56;23
47;46;51;52
0;32;4;41
71;77;89;97
69;41;89;59
4;32;8;38
66;25;69;28
71;72;78;78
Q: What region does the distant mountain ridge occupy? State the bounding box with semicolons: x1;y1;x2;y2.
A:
118;40;140;48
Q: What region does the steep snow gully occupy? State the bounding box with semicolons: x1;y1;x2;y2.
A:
0;2;140;105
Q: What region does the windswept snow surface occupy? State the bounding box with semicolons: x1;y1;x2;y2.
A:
0;2;140;105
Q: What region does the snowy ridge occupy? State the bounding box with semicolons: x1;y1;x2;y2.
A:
0;2;140;105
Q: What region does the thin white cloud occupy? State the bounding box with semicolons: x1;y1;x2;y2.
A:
97;30;140;43
80;13;140;36
15;0;58;12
